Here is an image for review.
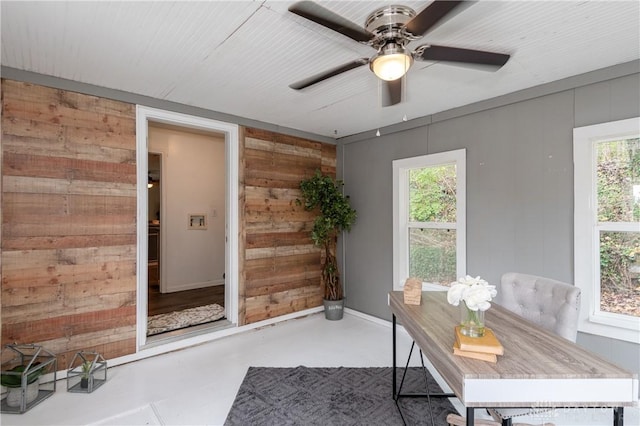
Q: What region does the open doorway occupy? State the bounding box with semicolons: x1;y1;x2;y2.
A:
136;106;239;349
145;127;226;337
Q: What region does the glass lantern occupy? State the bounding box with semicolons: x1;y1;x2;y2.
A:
1;344;57;414
67;351;107;393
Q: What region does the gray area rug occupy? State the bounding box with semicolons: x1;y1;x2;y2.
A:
147;303;225;336
225;366;457;425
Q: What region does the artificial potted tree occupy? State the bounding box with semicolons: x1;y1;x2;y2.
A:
299;170;357;320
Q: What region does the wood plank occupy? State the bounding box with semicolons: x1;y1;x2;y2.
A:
2;234;136;250
245;279;321;298
1;306;136;343
3;215;135;238
3;152;136;183
245;220;313;233
245;128;322;151
2;245;136;270
2;87;136;134
48;337;137;375
3;175;136;197
246;231;313;249
244;209;315;224
4;193;136;217
245;186;302;202
1;292;136;323
2;132;136;163
1;260;136;288
245;244;318;261
34;324;136;361
244;199;305;214
245;137;321;160
2;80;135;119
245;148;322;174
2;277;136;308
245;289;323;323
0;111;136;150
64;276;138;301
246;265;321;288
1;283;63;307
245;252;320;271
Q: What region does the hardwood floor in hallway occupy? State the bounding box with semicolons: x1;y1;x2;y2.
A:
147;284;225;316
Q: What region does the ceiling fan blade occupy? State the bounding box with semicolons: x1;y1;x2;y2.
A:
418;45;510;68
404;0;467;37
289;58;369;90
381;78;403;107
289;1;374;43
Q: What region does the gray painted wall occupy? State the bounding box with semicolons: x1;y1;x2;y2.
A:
340;71;639;376
4;62;639;380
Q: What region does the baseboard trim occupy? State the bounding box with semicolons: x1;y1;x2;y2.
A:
343;308;413;339
110;306;325;368
45;305;404;382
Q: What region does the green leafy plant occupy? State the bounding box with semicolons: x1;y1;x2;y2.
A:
81;360;92;379
298;170;357;301
0;362;43;388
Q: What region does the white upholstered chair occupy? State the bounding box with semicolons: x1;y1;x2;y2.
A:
496;272;581;341
488;272;581;425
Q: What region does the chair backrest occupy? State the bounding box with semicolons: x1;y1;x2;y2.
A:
498;272;581;342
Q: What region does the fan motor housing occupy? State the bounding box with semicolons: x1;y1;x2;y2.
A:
365;5;416;45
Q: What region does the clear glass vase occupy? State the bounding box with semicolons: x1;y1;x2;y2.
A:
460;301;485;337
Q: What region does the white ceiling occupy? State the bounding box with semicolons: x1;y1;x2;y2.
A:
2;1;639;139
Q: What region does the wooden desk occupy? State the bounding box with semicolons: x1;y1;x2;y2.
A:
389;291;638;426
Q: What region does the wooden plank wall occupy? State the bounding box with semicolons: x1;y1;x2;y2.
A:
242;128;336;324
0;79;337;363
1;80;137;368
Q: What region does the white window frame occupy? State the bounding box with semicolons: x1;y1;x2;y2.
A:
573;117;640;344
393;149;466;291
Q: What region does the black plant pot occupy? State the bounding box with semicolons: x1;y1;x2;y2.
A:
81;377;89;389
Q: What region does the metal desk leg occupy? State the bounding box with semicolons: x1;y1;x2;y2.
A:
466;407;474;426
393;313;397;399
614;406;624;426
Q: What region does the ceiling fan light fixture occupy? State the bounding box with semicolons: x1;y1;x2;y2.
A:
370;43;413;81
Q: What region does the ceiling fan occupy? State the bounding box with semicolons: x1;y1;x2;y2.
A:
288;0;510;106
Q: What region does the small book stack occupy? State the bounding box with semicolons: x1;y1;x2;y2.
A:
453;326;504;363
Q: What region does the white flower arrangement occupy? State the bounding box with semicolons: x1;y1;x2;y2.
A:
447;275;497;311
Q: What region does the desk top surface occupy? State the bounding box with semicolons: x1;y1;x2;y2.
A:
389;291;637;407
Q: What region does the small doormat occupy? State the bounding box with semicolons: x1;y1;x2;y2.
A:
147;303;225;336
225;366;457;425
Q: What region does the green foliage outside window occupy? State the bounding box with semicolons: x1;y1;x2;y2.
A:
597;138;640;312
409;166;456;223
408;165;457;284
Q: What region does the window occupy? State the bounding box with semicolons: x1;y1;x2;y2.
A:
393;149;466;290
574;117;640;343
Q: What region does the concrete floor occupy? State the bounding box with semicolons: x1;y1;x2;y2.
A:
1;311;637;425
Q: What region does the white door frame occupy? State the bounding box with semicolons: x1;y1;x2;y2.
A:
135;105;239;350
